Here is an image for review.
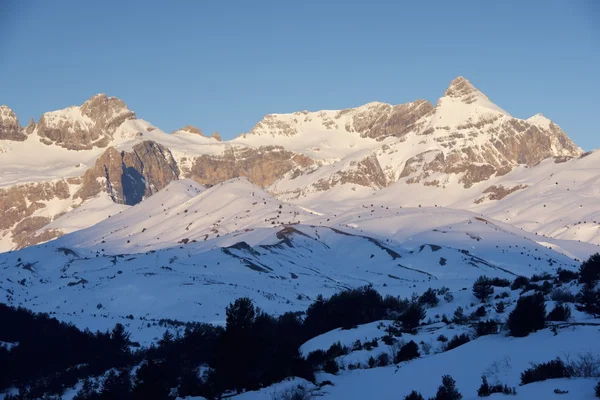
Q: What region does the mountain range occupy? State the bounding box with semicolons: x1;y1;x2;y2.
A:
0;76;595;253
2;76;600;399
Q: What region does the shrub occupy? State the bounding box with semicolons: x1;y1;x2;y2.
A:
452;307;467;324
507;292;546;337
398;302;426;330
368;356;376;368
437;334;448;343
382;334;396;346
323;359;339;375
576;283;600;317
376;352;390;367
557;268;578;283
445;334;470;351
565;352;600;378
473;276;494;302
395;340;420;363
489;277;511;287
477;376;516;397
495;302;505;313
595;381;600;398
579;253;600;284
547;304;571;322
550;288;576;303
473;305;487;318
404;390;425;400
531;272;553;282
511;276;529;290
476;320;499;337
271;384;313;400
520;358;571;385
419;288;439;308
431;375;462;400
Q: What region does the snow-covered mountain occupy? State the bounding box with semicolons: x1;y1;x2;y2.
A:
0;76;589;254
1;75;600;399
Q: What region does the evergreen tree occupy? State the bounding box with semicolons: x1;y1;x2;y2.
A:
579;253;600;284
508;292;546;337
473;276;494;303
432;375;462;400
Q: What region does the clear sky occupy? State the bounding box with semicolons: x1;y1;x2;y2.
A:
1;0;599;149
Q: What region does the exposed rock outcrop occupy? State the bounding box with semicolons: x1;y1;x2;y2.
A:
37;94;136;150
188;145;313;187
76;140;179;205
0;105;26;141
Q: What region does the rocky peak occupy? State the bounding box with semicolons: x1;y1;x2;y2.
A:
80;94;135;127
176;125;205;136
443;76;479;98
0;105;26;141
211;132;222;141
36;94;136;150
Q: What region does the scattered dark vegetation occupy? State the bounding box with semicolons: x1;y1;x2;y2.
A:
4;253;600;399
477;376;516;397
445;333;470;351
520;358;571;385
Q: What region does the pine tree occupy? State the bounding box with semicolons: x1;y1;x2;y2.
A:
473;276;494;303
432;375;463;400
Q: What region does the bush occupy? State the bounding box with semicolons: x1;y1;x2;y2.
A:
271;384;313;400
398;302;426;331
557;268;578;283
452;307;467;324
576;283;600;317
511;276;530;291
565;352;600;378
395;340;420;363
520;358;571;385
323;359;339;375
473;305;487;318
579;253;600;284
550;288;576;303
531;272;553;282
477;376;516;397
507;292;546;337
445;334;470;351
404;390;425;400
431;375;462;400
495;302;505;313
595;381;600;398
476;320;499;337
376;352;391;367
547;304;571;322
489;277;511;287
473;276;494;303
419;288;439;308
437;335;448;343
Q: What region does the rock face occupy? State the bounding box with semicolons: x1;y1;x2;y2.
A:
37;94;135;150
0;180;71;248
188;145;313;187
0;105;26;141
76;140;179;205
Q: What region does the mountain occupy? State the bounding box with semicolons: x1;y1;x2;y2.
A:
0;77;588;253
2;178;596;340
1;75;600;400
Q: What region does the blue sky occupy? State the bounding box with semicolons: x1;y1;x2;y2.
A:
1;0;599;148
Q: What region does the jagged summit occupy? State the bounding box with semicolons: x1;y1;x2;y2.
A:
0;105;26;141
35;94;136;150
443;76;479;98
